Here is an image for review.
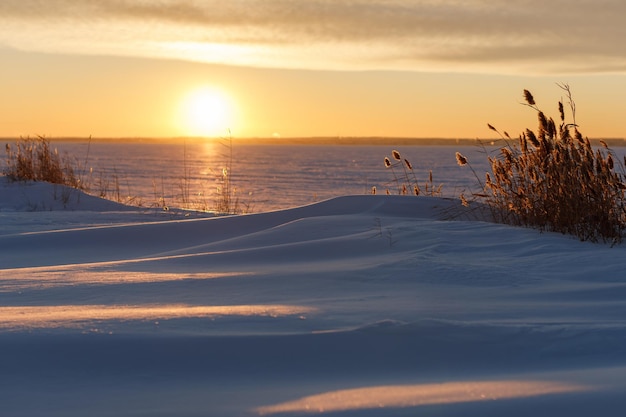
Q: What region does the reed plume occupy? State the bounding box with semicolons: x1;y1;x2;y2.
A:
523;89;536;106
379;150;441;197
460;86;626;243
455;152;467;166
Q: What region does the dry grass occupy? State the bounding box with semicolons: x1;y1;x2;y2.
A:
2;135;248;214
459;85;626;244
3;136;83;189
213;131;245;214
378;149;442;197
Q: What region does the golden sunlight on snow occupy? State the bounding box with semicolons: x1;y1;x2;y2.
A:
0;268;248;291
256;380;591;415
0;304;316;329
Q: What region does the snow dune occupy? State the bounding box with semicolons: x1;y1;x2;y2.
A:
1;179;626;416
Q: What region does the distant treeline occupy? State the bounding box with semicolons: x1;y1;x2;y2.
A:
2;136;626;147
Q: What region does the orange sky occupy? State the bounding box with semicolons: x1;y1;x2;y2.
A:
1;1;625;140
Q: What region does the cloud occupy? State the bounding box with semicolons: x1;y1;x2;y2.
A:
0;0;625;74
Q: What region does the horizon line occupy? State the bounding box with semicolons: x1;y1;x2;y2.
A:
1;136;625;146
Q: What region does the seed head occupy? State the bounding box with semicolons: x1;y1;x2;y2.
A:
523;89;536;106
455;152;468;166
547;118;556;139
538;112;548;132
404;159;413;170
384;157;392;168
392;150;401;160
485;172;492;186
526;129;539;147
501;147;513;164
575;129;584;144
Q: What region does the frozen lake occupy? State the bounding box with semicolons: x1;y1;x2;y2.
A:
48;140;497;212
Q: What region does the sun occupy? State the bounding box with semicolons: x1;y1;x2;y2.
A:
179;87;233;137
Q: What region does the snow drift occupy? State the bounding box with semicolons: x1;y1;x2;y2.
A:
1;179;626;416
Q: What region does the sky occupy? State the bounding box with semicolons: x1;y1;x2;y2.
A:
1;0;625;139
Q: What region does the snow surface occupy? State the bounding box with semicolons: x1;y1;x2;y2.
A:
1;177;626;416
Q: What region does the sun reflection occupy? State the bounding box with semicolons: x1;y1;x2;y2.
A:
0;304;316;330
256;380;591;415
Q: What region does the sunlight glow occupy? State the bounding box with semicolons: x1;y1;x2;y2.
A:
256;380;591;415
0;304;316;329
178;87;234;137
0;268;247;291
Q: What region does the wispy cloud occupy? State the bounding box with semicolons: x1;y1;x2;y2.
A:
1;0;624;74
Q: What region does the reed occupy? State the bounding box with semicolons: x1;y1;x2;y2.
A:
379;149;441;197
459;86;626;244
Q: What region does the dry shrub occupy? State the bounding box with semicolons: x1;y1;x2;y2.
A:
460;85;626;244
3;136;82;189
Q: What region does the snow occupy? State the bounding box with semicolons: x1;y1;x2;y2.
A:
1;176;626;416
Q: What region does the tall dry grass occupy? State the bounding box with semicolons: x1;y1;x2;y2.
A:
213;131;249;214
3;136;83;189
2;135;248;214
378;149;442;197
458;85;626;244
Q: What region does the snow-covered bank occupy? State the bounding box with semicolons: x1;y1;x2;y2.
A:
1;179;626;416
